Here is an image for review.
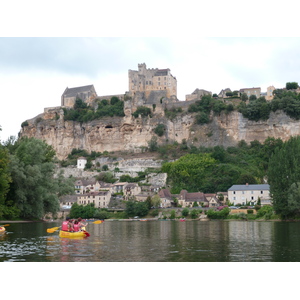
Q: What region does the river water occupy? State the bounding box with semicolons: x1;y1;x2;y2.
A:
1;219;300;262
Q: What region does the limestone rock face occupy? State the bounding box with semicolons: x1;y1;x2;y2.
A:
20;107;300;160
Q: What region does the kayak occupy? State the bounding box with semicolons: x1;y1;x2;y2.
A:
59;230;89;238
0;226;5;234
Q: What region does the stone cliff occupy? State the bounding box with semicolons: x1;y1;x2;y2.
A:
19;104;300;161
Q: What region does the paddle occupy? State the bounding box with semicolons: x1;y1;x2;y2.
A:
47;226;61;233
46;220;103;233
0;224;10;227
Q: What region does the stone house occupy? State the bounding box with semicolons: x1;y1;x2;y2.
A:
228;184;271;206
74;179;101;194
123;183;142;200
218;88;232;98
185;88;212;101
239;87;261;99
61;85;97;107
178;190;208;207
158;189;173;208
205;193;221;207
266;85;276;101
77;190;112;208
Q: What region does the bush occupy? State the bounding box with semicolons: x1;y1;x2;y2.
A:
154;124;165;137
256;205;273;218
182;208;189;217
206;207;230;219
247;209;254;214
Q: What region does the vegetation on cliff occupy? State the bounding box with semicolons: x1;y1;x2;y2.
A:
63;97;125;122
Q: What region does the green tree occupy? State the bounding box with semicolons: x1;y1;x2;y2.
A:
286;82;299;90
7;137;74;219
151;194;161;208
267;136;300;218
154;124;165;137
182;207;189;217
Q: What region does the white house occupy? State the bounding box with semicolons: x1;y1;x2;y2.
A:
228;184;271;206
77;157;87;169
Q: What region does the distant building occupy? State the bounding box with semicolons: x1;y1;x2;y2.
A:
61;85;97;107
185;88;212;101
128;63;177;99
266;85;276;101
228;184;271;206
77;190;112;208
77;157;87;170
218;88;232;98
239;87;261;98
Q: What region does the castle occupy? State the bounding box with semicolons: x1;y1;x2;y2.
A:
128;63;177;99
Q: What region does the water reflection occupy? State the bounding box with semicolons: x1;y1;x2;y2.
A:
1;220;300;262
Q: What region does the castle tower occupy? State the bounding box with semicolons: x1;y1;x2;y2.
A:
128;63;177;99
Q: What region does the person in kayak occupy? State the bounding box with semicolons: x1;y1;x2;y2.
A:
73;220;80;232
61;217;70;231
78;217;87;231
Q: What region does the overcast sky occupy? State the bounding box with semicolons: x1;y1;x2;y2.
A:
1;37;300;142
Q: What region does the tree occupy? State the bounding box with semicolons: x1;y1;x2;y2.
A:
286;82;299;90
151;194;161;208
154;124;165;137
182;207;189;217
267;136;300;218
7;137;74;219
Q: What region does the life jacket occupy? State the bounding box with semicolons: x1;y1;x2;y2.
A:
73;223;80;232
61;221;69;231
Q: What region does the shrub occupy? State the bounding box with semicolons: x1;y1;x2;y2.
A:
154;124;165;137
207;207;230;219
182;208;189;217
247;209;254;214
256;205;273;218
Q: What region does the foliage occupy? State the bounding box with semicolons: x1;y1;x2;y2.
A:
170;210;176;219
164;107;183;120
268;136;300;218
0;145;11;208
6;137;74;219
162;153;217;193
256;205;274;219
239;97;271;121
148;136;158;152
181;207;189;217
125;201;149;217
95;172;117;184
69;203;96;219
132;106;152;118
151;194;161;208
286;82;299;90
190;209;199;219
154;124;165;137
206;207;230;219
63;97;125;122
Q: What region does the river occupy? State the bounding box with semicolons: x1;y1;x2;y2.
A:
1;219;300;262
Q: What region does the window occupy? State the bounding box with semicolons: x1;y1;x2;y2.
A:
261;191;263;194
233;197;236;200
233;191;236;194
242;191;245;194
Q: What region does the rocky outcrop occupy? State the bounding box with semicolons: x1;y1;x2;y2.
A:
20;106;300;160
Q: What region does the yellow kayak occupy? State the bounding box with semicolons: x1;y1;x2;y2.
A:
0;226;5;234
59;230;90;238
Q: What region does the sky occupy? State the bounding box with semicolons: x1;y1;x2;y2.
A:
2;37;300;142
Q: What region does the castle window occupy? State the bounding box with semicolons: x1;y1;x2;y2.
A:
158;77;160;81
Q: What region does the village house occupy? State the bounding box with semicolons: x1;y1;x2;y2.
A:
74;179;101;194
227;184;271;206
239;87;261;98
123;183;142;200
158;189;173;208
77;190;112;208
185;88;212;101
204;193;222;207
178;190;208;207
61;84;97;107
77;157;87;169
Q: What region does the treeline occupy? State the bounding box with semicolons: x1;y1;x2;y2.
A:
0;136;75;220
238;89;300;121
63;97;125;122
161;137;283;194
